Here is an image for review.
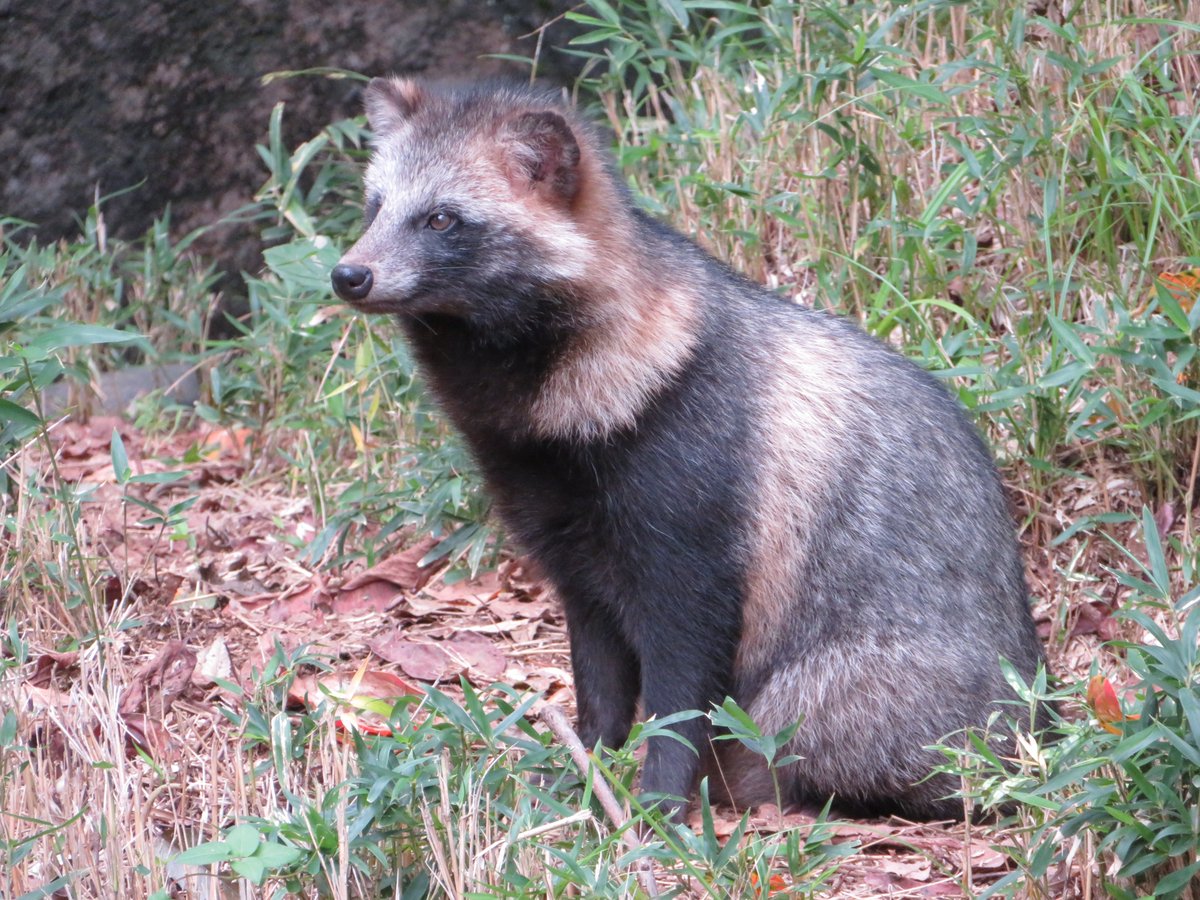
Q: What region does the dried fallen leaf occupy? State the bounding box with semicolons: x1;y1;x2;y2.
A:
265;579;331;625
194;638;233;687
103;573;123;608
13;683;71;714
969;840;1008;870
459;618;538;636
946;277;965;306
330;577;407;617
342;536;441;594
199;425;255;460
1069;601;1117;640
1159;268;1200;312
122;712;174;760
749;872;789;895
919;882;967;897
881;855;931;881
116;641;197;760
290;664;419;736
366;631;505;684
369;634;452;682
481;592;558;622
693;802;818;838
118;641;197;721
520;671;567;695
400;592;476;618
30;650;80;688
441;632;506;681
1154;501;1176;541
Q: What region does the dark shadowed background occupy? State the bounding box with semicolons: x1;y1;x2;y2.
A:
0;0;579;274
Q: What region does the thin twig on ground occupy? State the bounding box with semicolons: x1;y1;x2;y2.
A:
539;704;659;898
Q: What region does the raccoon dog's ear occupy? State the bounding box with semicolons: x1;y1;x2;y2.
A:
501;111;582;205
364;77;426;136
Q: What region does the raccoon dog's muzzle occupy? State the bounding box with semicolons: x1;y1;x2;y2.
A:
331;263;374;303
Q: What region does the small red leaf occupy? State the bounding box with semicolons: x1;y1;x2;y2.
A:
1087;674;1139;735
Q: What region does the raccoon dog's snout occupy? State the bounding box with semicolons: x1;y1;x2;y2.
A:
331;264;374;303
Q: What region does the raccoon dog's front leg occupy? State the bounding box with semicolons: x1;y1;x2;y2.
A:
562;599;640;750
563;585;736;818
629;592;740;817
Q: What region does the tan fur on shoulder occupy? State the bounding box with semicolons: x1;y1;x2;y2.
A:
736;329;861;672
494;115;703;441
530;278;699;441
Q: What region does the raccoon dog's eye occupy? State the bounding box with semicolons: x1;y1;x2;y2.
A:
364;194;382;227
427;211;457;232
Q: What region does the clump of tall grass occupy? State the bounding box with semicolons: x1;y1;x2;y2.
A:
570;0;1200;505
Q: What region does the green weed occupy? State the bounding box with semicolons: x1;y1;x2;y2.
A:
946;509;1200;899
183;667;853;897
569;0;1200;500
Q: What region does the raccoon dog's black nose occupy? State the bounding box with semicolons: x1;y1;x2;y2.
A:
331;264;374;302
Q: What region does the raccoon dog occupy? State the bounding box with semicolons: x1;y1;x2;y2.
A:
331;79;1049;821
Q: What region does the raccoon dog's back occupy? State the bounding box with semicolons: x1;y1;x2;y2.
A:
331;79;1051;820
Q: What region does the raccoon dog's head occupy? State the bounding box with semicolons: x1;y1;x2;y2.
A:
331;79;604;335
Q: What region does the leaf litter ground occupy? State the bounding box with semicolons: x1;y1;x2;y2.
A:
3;410;1157;897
